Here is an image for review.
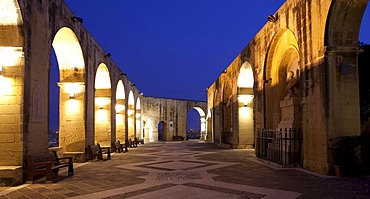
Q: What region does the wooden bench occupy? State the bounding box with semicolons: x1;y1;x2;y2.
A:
173;135;184;141
88;143;111;160
137;137;144;144
26;151;74;183
129;138;138;148
112;140;128;153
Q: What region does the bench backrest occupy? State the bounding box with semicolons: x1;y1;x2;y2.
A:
27;153;55;170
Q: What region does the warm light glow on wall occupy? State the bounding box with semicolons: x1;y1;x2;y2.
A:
116;114;124;124
238;62;254;88
53;28;85;72
58;82;84;99
239;106;252;118
0;76;13;95
238;95;254;106
0;1;22;25
115;104;125;113
128;109;135;116
95;97;110;109
96;109;108;121
0;47;24;67
95;64;111;89
65;99;81;114
136;113;141;118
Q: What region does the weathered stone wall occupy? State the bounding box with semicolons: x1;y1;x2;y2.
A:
142;97;207;142
207;0;368;174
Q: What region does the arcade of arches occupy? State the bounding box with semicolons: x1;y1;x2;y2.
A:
0;0;368;185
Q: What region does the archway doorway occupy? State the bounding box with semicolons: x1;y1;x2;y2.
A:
94;63;111;147
128;91;135;139
237;62;255;148
186;107;206;140
48;49;59;147
187;109;201;139
116;80;125;142
158;121;167;141
53;27;85;152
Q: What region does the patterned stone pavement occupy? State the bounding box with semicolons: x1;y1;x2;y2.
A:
0;141;369;198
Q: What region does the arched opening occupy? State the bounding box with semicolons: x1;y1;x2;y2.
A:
53;27;85;152
158;121;167;141
222;81;233;145
115;80;125;142
206;109;213;141
128;90;135;139
48;49;59;147
213;90;221;143
0;0;25;167
237;62;255;148
264;29;300;129
359;3;370;134
135;97;142;140
94;63;111;147
186;107;206;140
187;108;200;139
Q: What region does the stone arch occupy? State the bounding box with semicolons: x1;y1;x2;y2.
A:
115;80;125;142
158;121;167;141
264;29;300;129
212;89;221;143
94;63;111;146
0;0;25;167
52;27;86;152
222;80;233;133
135;97;142;140
186;107;206;140
128;90;135;139
206;108;212;141
237;61;255;148
323;0;368;137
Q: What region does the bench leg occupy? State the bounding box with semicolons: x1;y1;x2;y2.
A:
68;161;74;175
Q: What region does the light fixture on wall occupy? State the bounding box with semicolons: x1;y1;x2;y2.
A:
69;92;75;99
222;69;227;74
131;83;135;87
104;53;111;58
121;73;127;77
267;14;278;22
264;78;272;84
71;16;83;23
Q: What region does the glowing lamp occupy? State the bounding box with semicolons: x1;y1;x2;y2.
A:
58;82;84;100
95;97;110;109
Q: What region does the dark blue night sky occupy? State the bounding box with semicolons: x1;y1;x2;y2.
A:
49;1;370;130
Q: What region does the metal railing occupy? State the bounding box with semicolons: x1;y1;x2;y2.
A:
256;128;302;166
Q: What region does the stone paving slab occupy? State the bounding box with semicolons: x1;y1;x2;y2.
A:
0;141;369;198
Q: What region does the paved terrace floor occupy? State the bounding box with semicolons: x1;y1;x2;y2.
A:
0;141;369;199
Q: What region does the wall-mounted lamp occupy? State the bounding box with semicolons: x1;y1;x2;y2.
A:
69;92;75;99
140;92;143;95
264;78;272;84
222;69;227;74
267;14;277;22
121;73;127;77
104;53;111;58
71;16;83;23
131;83;135;87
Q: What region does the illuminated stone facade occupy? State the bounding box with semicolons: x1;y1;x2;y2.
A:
0;0;368;185
207;0;368;174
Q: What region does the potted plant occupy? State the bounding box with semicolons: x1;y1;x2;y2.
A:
328;136;361;177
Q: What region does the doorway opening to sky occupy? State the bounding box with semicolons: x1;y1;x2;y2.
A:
187;108;201;139
48;49;59;147
187;107;206;140
359;4;370;134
